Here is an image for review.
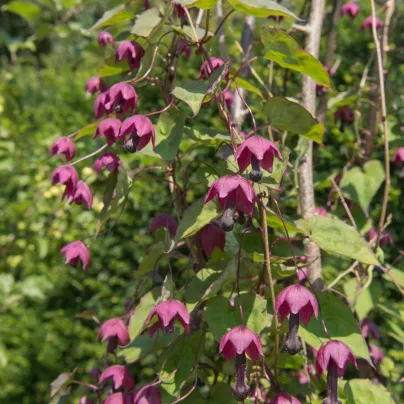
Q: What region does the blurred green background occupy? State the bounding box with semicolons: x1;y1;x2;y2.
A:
0;0;404;403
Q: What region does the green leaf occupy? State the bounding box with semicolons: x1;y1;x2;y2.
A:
74;121;98;140
296;215;379;266
264;97;324;144
340;160;385;213
0;274;14;296
205;295;236;341
96;171;118;236
175;0;218;10
99;60;129;78
2;1;41;25
134;241;166;280
131;8;162;38
172;81;209;116
210;383;237;403
90;4;134;30
261;26;332;88
172;25;214;42
154;109;186;161
232;77;264;99
343;279;382;320
128;290;157;340
383;266;404;289
300;292;371;362
175;198;221;242
228;0;298;19
266;209;301;234
344;379;395;404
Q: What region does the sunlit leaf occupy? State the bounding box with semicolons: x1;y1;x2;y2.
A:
228;0;298;19
90;4;134;30
344;379;395;404
172;81;209;115
131;8;162;38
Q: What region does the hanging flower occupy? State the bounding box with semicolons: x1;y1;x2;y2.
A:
98;318;129;353
149;214;178;237
94;118;121;146
99;365;134;390
86;76;107;95
105;83;138;115
369;344;384;365
60;241;90;271
361;16;382;31
199;222;226;258
89;367;102;381
199;57;225;80
392;147;404;167
368;228;394;246
120;115;155;152
50;137;76;162
360;318;380;340
51;165;79;197
341;2;360;19
94;91;110;119
93;152;122;175
269;392;301;404
115;41;145;70
67;181;93;209
98;31;115;48
314;207;327;216
334;106;355;132
133;385;161;404
224;90;233;109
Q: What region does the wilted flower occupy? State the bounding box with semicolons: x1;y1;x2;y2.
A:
99;365;134;390
369;344;384;365
220;326;263;401
104;393;133;404
360;318;380;340
341;2;360;19
133;385;161;404
95;118;121;145
98;318;129;353
115;41;145;70
199;57;225;80
234;136;283;182
89;367;102;381
105;83;138;115
368;228;394;246
316;340;357;404
269;392;301;404
98;31;115;48
314;207;327;216
224;90;233;109
94;91;110;119
51;165;79;196
67;181;93;209
145;300;190;336
50;137;76;162
361;16;382;31
275;285;318;355
205;175;255;231
150;214;177;237
93;152;122;175
334;106;355;132
199;222;226;258
392;147;404;167
79;397;94;404
120;115;155;152
60;240;90;271
86;76;107;95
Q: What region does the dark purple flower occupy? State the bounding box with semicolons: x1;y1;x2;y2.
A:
205;175;255;231
94;91;109;119
93;152;122;175
104;393;133;404
361;16;382;31
234;136;283;182
95;118;121;146
334;106;355;132
145;300;190;336
67;181;93;209
224;90;233;109
60;241;90;271
392;147;404;167
341;2;360;19
133;385;161;404
360;318;380;340
86;77;107;95
105;83;138;115
89;367;102;381
115;41;145;70
98;31;115;48
369;344;384;365
98;318;129;353
275;285;318;355
316;340;357;404
199;223;226;258
368;228;394;246
173;3;186;18
99;365;134;390
51;165;79;196
199;57;226;80
314;207;327;216
79;397;94;404
269;392;301;404
50;137;76;162
120;115;155;152
178;39;191;59
150;214;177;237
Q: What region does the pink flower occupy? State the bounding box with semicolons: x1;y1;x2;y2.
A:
224;90;233;109
98;31;114;48
98;318;129;353
105;83;138;115
79;397;94;404
95;118;121;146
234;136;283;182
86;77;107;95
392;147;404;167
334;106;355;131
120;115;156;152
269;392;301;404
360;318;380;340
178;39;191;59
93;152;122;175
314;207;327;216
145;300;190;336
369;344;384;365
99;365;134;390
205;175;256;231
368;228;394;246
104;393;133;404
150;214;177;237
298;364;315;384
60;240;90;271
133;385;161;404
199;57;226;80
219;326;264;362
89;367;102;380
67;181;93;209
51;165;79;196
50;137;76;162
115;41;145;70
341;2;360;19
275;285;318;355
361;16;382;31
94;91;109;119
199;223;226;258
297;266;308;283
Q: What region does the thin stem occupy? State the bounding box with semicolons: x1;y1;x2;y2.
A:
184;7;199;44
235;83;257;134
129;46;159;84
144;98;174;117
70;144;108;166
213;9;235;37
370;0;392;249
331;178;357;230
326;261;358;290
